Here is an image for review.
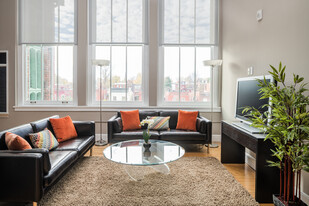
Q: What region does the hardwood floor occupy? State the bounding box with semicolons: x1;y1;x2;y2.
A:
85;142;273;206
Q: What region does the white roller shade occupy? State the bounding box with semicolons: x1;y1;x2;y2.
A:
19;0;77;44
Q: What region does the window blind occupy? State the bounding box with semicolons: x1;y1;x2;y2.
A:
19;0;77;44
89;0;148;44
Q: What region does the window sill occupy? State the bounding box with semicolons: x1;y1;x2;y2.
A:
13;105;221;112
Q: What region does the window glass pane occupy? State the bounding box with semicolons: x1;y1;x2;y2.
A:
127;46;142;101
42;46;58;101
19;0;75;43
196;47;211;102
164;47;179;102
112;0;127;42
180;47;194;102
128;0;143;42
95;46;111;101
25;45;74;102
164;0;179;44
26;46;43;101
58;46;73;101
95;0;111;42
180;0;194;44
111;46;126;101
196;0;213;44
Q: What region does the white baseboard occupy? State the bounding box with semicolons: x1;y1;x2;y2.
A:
301;191;309;205
95;134;108;142
212;134;221;142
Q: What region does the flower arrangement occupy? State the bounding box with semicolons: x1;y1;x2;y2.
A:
140;119;154;144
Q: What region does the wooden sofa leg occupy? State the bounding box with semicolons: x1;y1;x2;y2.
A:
33;202;37;206
207;144;210;153
90;147;93;156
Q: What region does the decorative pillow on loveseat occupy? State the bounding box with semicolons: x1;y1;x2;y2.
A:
5;132;32;150
176;110;198;131
147;116;170;130
29;129;59;150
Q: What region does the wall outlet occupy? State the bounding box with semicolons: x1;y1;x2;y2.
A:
256;9;263;22
248;66;254;76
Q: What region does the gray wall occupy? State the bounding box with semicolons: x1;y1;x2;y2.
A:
0;0;221;136
221;0;309;202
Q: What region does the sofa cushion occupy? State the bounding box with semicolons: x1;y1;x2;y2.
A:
159;111;179;129
44;150;78;187
148;116;170;130
160;129;206;141
5;132;32;150
120;110;141;131
0;124;34;150
55;136;95;156
50;116;78;143
176;110;198;131
29;129;59;151
112;130;159;142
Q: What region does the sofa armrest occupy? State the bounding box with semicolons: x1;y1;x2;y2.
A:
0;148;51;174
0;152;44;202
108;115;122;143
73;121;95;136
197;116;212;142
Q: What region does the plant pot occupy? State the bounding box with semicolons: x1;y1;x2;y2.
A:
273;194;308;206
143;142;151;149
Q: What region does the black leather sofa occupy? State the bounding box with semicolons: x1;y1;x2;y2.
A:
0;115;95;205
108;110;212;145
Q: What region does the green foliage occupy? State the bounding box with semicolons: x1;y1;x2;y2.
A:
243;62;309;172
143;129;151;144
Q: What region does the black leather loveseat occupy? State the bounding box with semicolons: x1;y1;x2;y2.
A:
0;115;95;205
108;110;212;146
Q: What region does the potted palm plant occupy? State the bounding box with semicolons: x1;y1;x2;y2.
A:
243;62;309;206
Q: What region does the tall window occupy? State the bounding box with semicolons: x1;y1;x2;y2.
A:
159;0;219;106
19;0;77;105
89;0;148;105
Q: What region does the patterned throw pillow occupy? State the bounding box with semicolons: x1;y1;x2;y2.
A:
147;116;170;130
29;129;59;151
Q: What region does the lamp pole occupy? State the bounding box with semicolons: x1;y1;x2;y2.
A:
92;59;110;146
203;60;222;149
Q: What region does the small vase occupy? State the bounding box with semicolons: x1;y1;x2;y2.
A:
143;142;151;149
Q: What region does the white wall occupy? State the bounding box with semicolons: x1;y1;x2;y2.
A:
221;0;309;203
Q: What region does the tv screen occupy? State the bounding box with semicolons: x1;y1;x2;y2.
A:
235;76;272;123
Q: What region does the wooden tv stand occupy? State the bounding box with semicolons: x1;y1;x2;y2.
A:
221;121;279;203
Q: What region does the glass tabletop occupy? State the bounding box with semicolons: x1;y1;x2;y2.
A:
103;139;185;166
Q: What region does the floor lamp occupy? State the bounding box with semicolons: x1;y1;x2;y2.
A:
92;59;110;146
203;59;223;148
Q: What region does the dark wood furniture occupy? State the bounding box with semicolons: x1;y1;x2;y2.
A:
221;121;279;203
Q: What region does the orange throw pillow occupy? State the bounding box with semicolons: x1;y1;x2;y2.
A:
176;110;198;131
5;132;32;150
120;110;141;131
49;116;78;143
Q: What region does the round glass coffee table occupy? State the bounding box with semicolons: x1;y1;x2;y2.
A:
103;139;185;181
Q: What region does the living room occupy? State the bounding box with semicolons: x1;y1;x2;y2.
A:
0;0;308;205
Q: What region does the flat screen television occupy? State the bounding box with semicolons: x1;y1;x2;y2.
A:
235;75;274;125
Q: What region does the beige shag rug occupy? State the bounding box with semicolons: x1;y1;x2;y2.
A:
39;157;258;206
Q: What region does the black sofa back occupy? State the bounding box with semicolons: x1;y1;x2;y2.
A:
30;115;59;133
0;124;34;150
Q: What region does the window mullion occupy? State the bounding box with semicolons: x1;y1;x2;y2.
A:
126;0;128;101
109;45;112;101
57;46;59;102
194;0;196;102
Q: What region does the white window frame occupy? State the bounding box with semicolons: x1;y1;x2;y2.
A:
157;0;220;108
87;0;149;107
17;0;78;107
17;45;78;106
